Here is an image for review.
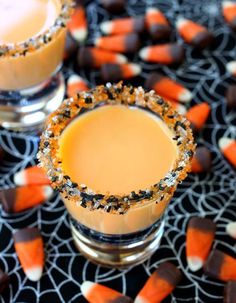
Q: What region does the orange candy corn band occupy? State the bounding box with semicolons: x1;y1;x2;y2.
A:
13;228;44;282
95;33;140;53
224;4;236;22
38;83;195;214
177;19;213;48
67;5;87;42
186;102;211;131
0;185;53;213
145;8;171;40
204;250;236;282
100;17;145;35
134;262;182;303
139;44;185;65
78;47;127;68
146;9;169;26
14;166;50;186
223;1;236;30
221;140;236;168
145;72;192;103
178;21;206;43
186;217;216;271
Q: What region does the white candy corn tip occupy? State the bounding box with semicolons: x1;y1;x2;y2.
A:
25;266;43;281
68;74;84;85
43;186;54;200
219;137;234;151
71;28;87;42
226;61;236;75
179;90;192;103
14;171;26;186
129;63;142;76
226;222;236;239
134;296;147;303
117;54;128;64
100;21;113;34
176;104;187;115
81;281;95;297
187;256;203;272
94;37;102;46
139;47;149;60
176;17;188;29
222;1;235;8
146;7;160;14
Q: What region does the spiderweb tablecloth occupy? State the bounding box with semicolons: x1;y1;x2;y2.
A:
0;0;236;302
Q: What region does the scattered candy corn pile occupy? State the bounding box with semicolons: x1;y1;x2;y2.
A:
0;0;236;302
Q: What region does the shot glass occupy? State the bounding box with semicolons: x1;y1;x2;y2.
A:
38;83;195;267
0;0;73;131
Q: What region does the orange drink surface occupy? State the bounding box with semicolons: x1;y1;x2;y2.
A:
0;0;60;44
0;0;67;90
59;105;178;234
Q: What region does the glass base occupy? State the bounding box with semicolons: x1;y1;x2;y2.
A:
70;217;165;268
0;71;65;132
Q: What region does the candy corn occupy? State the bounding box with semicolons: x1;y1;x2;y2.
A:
139;43;185;65
224;281;236;303
14;166;50;186
67;5;87;42
78;47;127;68
81;281;133;303
226;61;236;76
204;249;236;281
226;84;236;109
0;185;53;213
145;72;192;103
219;137;236;168
186;217;216;271
101;0;125;13
185;102;211;132
101;63;141;82
0;268;9;294
222;1;236;31
226;221;236;239
134;262;182;303
95;33;140;53
67;74;89;97
168;100;187;115
13;228;44;281
100;16;145;35
191;146;211;173
145;8;171;40
176;18;213;48
64;33;78;60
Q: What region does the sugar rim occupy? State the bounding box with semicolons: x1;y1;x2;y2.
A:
0;0;74;58
38;82;195;214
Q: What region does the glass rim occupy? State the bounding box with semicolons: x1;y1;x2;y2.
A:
0;0;74;58
38;82;195;214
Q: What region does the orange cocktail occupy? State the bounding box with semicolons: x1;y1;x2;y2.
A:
38;83;195;267
0;0;73;130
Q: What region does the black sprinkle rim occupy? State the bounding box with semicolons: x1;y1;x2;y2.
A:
37;82;195;214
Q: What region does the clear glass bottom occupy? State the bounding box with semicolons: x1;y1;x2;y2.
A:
70;216;165;268
0;70;65;131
